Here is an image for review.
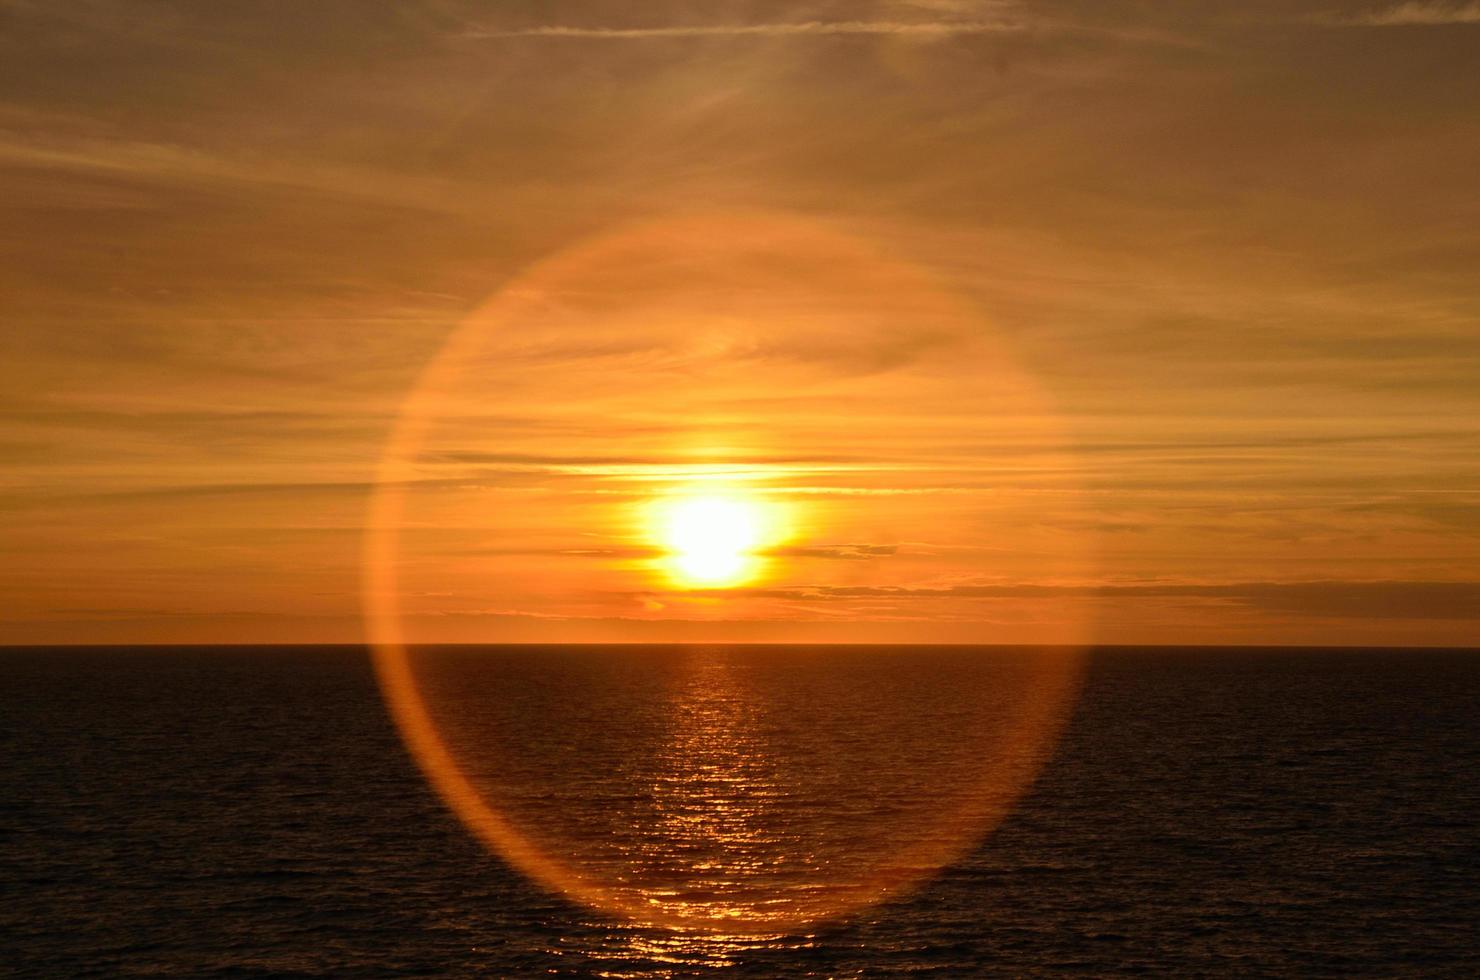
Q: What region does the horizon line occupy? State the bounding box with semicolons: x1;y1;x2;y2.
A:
3;642;1477;651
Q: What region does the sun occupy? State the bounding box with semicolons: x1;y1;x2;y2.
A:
657;494;772;587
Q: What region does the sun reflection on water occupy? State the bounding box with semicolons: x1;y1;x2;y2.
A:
640;654;797;924
545;923;819;979
380;645;1080;935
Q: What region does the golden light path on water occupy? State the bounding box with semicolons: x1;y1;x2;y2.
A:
363;212;1092;939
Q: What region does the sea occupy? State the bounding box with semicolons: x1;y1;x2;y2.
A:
5;645;1479;977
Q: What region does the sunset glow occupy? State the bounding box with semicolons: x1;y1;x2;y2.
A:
3;3;1477;649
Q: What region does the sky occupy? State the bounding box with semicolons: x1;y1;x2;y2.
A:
1;0;1477;646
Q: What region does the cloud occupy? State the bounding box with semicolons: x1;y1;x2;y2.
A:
465;19;1025;40
1319;2;1480;25
428;451;871;469
0;477;490;508
666;581;1480;620
767;544;900;560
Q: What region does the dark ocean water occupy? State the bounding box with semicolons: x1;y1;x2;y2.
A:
4;646;1479;978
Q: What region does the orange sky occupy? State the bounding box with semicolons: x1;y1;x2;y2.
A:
2;1;1478;646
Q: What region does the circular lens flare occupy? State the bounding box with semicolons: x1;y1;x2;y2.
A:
363;210;1092;934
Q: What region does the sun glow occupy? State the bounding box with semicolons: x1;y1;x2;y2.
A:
658;494;772;587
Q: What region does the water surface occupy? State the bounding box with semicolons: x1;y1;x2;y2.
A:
5;646;1478;976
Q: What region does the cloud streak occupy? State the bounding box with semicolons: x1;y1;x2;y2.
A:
466;19;1025;40
668;581;1480;620
1319;2;1480;25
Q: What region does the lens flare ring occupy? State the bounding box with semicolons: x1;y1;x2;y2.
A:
363;210;1091;933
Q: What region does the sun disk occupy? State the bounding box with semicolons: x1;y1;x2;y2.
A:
659;495;769;587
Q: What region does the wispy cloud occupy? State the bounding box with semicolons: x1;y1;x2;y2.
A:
1319;2;1480;26
666;581;1480;620
767;544;900;561
465;19;1025;40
